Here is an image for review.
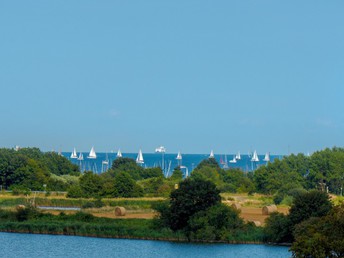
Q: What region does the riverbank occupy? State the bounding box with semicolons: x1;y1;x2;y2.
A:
0;209;264;244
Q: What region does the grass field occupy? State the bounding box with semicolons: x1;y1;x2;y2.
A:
0;192;291;225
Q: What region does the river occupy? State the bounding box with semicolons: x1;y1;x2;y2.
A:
0;232;290;258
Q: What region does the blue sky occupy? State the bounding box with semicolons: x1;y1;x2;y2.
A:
1;1;343;155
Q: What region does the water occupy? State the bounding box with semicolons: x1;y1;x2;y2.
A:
0;232;290;258
63;152;280;175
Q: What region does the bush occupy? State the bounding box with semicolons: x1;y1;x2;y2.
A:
263;212;292;243
16;205;39;222
187;203;244;241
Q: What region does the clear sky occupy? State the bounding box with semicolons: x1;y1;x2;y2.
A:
1;1;343;155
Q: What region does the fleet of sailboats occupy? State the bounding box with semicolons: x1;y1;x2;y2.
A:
65;146;272;174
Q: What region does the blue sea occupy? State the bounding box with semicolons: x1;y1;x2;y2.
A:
62;151;280;176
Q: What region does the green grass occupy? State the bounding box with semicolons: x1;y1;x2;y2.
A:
0;197;163;210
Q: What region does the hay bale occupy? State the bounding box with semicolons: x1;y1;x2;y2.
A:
262;205;277;215
250;221;262;227
115;206;126;216
231;203;241;210
16;205;26;211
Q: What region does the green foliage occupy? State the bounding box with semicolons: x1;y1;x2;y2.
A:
219;168;255;193
157;178;221;231
288;190;332;226
82;199;104;209
66;185;83;198
191;166;221;185
138;177;173;197
79;171;103;198
264;190;333;244
110;157;144;180
140;167;163;179
169;167;183;181
16;205;40;222
114;172;143;198
263;212;292;243
0;148;79;191
254;148;344;195
187;203;244;241
195;157;221;171
291;204;344;258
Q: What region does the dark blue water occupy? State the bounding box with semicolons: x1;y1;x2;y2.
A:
62;152;280;175
0;232;290;258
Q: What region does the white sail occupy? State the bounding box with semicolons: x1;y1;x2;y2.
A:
235;151;241;160
77;152;84;161
229;155;237;163
70;147;77;159
136;149;144;164
209;150;214;158
263;152;270;162
176;151;182;160
251;150;259;162
88;146;97;159
116;149;122;158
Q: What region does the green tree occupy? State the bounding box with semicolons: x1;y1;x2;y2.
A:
195;158;221;171
109;157;144;180
114;172;143;197
289;190;332;226
188;203;244;241
79;171;103;198
161;178;221;231
291;204;344;257
263;212;292;243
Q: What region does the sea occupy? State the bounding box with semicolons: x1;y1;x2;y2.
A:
0;232;290;258
62;151;280;176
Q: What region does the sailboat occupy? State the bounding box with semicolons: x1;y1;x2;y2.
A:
229;155;237;163
263;152;270;162
116;149;122;158
223;155;229;169
102;153;109;165
136;149;144;164
77;152;84;161
235;151;241;160
70;148;77;159
176;151;182;160
220;156;225;165
87;146;97;159
251;150;259;162
209;150;214;158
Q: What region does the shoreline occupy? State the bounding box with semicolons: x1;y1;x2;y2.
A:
0;229;291;246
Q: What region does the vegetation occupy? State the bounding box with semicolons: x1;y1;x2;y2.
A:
0;148;79;192
264;190;332;244
290;203;344;258
153;178;262;242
